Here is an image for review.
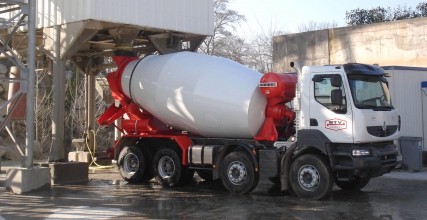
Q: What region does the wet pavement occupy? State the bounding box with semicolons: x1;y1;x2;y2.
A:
1;162;426;220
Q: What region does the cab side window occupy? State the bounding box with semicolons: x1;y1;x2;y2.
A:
313;75;347;114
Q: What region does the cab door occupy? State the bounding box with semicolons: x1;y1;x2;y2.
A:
309;73;353;143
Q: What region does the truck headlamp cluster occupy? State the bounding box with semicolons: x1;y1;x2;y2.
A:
352;149;370;156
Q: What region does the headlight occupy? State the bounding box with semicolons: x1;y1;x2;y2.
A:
352;149;370;156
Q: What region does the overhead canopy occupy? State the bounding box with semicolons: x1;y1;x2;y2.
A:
0;0;214;70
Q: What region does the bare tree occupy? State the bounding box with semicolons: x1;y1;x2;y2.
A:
63;68;112;153
31;62;113;159
296;21;339;33
34;67;54;158
213;34;249;65
199;0;246;57
245;19;288;73
197;0;291;72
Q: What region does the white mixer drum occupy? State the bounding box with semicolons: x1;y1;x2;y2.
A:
121;52;266;138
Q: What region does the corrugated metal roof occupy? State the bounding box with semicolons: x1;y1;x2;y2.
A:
18;0;213;35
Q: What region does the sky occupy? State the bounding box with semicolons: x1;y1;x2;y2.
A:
228;0;423;35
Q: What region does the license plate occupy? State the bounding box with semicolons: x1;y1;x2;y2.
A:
396;155;402;161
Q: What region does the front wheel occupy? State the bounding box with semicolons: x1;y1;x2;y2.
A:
220;152;259;194
335;177;370;190
289;154;334;200
153;148;194;186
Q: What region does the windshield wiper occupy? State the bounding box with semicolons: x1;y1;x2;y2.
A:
357;104;377;109
357;104;393;110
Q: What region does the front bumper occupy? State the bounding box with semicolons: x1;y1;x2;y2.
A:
328;142;400;178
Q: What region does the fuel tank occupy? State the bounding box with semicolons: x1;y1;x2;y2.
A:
120;52;267;138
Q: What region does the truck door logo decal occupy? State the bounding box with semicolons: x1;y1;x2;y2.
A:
325;119;347;131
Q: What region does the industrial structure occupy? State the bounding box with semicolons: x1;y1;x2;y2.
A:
0;0;213;193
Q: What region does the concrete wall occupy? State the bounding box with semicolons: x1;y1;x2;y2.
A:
273;29;329;72
273;17;427;72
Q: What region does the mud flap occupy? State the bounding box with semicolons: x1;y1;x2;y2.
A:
280;142;297;191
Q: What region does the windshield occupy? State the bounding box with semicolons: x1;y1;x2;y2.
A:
347;74;393;110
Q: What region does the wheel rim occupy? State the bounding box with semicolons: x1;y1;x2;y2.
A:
297;165;320;191
158;156;175;179
227;161;247;185
123;153;139;174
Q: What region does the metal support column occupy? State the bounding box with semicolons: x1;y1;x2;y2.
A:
49;25;66;162
85;58;96;152
24;0;36;168
114;102;122;141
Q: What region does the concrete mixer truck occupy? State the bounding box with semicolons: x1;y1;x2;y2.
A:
98;51;401;200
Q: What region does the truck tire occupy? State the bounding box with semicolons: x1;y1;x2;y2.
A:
153;148;194;186
220;152;259;194
196;170;213;181
289;154;333;200
335;177;370;191
118;146;147;183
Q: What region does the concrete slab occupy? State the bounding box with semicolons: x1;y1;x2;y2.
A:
40;162;89;185
68;151;91;163
68;151;112;166
5;167;51;194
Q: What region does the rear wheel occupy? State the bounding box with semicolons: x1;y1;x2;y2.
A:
153;148;194;186
220;152;259;194
289;154;334;200
335;177;370;190
118;146;146;183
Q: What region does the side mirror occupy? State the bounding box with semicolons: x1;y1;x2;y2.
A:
331;76;342;87
312;75;323;82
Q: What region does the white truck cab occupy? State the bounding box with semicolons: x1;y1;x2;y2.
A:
300;64;400;142
287;63;401;198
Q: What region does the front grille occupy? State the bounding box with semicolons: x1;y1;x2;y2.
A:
367;125;398;137
377;147;392;152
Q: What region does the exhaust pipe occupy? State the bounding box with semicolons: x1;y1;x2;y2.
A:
290;62;302;78
290;62;302;130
